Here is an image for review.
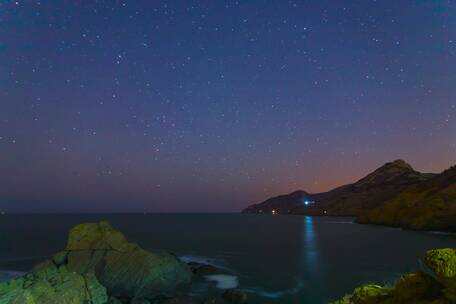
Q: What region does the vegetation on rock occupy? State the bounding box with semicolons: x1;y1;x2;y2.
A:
243;160;434;216
243;160;456;232
332;248;456;304
64;221;192;302
0;260;108;304
357;166;456;231
0;221;193;304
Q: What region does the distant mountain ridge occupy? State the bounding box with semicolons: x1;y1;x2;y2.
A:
242;160;453;225
242;190;313;214
357;165;456;231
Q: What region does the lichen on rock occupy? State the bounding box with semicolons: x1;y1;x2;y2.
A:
0;259;108;304
0;220;193;304
333;284;391;304
332;248;456;304
63;221;192;301
425;248;456;280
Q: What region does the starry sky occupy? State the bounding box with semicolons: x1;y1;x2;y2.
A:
1;1;455;213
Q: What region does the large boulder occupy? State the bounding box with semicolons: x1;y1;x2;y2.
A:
66;221;129;251
186;262;219;275
425;248;456;281
0;260;107;304
425;248;456;302
333;248;456;304
221;289;247;304
391;272;442;302
63;221;193;302
0;221;192;304
335;285;390;304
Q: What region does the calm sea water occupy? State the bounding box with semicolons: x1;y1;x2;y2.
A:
1;214;455;303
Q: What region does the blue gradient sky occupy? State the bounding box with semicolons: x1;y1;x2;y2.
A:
1;1;455;212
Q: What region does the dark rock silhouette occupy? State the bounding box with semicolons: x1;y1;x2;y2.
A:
0;259;108;303
221;289;247;304
242;159;433;216
63;221;192;302
357;165;456;231
333;248;456;303
242;190;312;214
242;160;456;232
187;262;219;275
0;221;193;304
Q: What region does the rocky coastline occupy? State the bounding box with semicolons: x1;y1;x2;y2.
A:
1;220;455;304
242;160;456;233
0;221;247;304
332;248;456;304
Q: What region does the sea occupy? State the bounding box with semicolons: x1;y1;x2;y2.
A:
1;214;455;303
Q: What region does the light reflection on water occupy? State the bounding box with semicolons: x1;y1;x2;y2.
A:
2;214;456;304
303;216;319;273
302;216;325;301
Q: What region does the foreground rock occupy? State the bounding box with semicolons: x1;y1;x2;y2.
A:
333;248;456;304
64;221;192;301
425;248;456;301
0;221;192;304
186;262;219;275
221;289;247;303
0;260;107;303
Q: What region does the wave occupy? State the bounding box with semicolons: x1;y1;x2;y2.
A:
179;255;218;265
204;274;239;289
243;280;304;299
181;254;303;298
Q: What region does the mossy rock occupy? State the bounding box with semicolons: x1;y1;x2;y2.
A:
391;272;442;302
332;285;391;304
333;249;456;304
64;221;192;302
425;249;456;281
0;260;108;304
66;220;130;251
52;251;68;266
351;285;391;304
1;221;193;304
332;294;352;304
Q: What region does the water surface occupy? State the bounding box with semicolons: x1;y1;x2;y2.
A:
1;214;455;303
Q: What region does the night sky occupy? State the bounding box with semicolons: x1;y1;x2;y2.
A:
1;1;455;212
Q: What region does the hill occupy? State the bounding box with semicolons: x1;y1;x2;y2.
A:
242;160;434;216
357;165;456;231
242;190;324;214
